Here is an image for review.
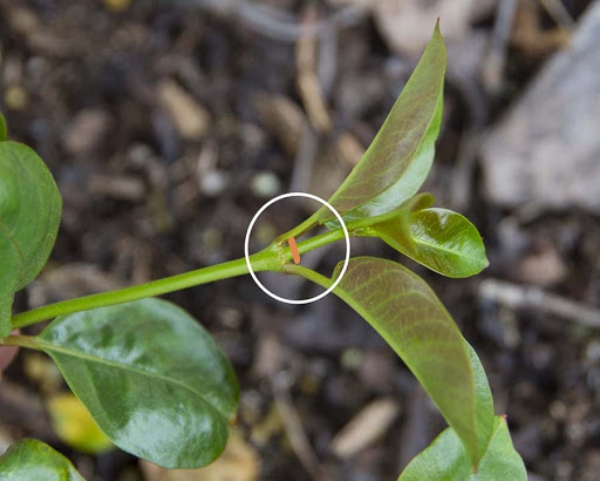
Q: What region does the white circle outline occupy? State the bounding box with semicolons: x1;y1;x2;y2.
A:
244;192;350;305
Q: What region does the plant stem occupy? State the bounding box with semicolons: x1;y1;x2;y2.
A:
295;228;348;256
10;224;351;329
11;251;277;329
282;264;333;290
0;334;41;351
274;211;320;244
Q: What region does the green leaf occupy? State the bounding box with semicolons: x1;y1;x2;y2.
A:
0;438;86;481
318;23;445;225
398;416;527;480
465;341;495;462
331;257;494;465
0;111;7;141
0;142;62;336
0;239;22;337
35;298;239;468
362;208;488;278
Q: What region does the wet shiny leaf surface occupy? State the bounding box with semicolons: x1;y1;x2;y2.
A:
0;142;62;336
363;208;488;278
37;298;239;468
0;438;85;481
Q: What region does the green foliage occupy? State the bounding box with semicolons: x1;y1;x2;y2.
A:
362;206;489;278
398;416;527;480
0;439;85;481
0;111;7;142
0;22;526;479
34;298;239;468
0;234;21;337
319;22;445;226
0;142;62;336
330;257;494;465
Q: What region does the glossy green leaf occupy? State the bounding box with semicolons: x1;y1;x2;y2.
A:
318;24;445;225
0;142;62;336
0;439;85;481
398;416;527;480
331;257;494;465
0;240;21;337
362;208;488;278
35;298;239;468
0;111;7;141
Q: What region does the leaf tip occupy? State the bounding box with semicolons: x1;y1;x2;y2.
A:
432;19;447;61
434;18;442;38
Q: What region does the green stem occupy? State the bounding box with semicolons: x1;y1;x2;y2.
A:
10;224;352;329
11;250;278;329
0;334;41;351
295;228;348;256
274;211;320;244
282;264;333;290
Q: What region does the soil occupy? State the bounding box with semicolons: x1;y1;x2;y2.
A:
1;1;600;480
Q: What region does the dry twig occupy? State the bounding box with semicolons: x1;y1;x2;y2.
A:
538;0;575;30
479;278;600;329
271;373;331;481
170;0;367;42
482;0;519;94
296;7;333;134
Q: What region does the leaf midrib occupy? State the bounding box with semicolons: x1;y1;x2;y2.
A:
336;259;481;461
374;222;483;266
0;216;25;283
409;235;482;264
322;76;444;223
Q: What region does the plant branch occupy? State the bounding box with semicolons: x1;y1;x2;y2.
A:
282;264;333;290
479;278;600;329
11;222;352;329
274;211;321;244
11;252;277;329
0;334;41;351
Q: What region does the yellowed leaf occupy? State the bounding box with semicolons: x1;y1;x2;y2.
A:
47;393;113;454
141;429;260;481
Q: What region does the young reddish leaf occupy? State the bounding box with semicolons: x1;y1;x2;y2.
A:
318;24;445;225
362;208;488;278
0;438;85;481
398;416;527;480
0;142;62;336
331;257;494;465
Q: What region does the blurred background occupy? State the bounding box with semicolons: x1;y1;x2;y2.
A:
1;0;600;480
